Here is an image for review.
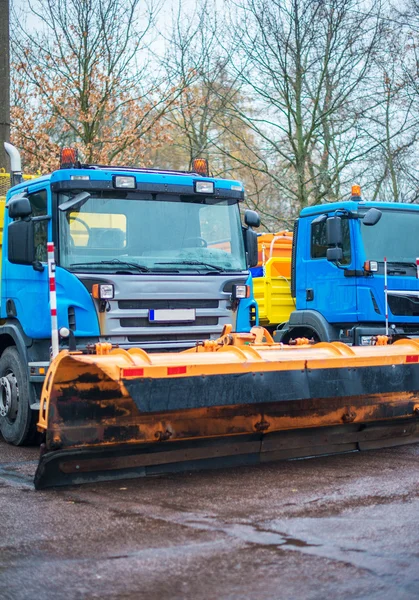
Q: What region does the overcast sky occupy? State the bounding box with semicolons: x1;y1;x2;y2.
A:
11;0;196;38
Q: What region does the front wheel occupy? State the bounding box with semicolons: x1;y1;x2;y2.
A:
0;347;37;445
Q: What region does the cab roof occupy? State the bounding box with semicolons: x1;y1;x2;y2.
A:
7;167;244;198
300;199;419;217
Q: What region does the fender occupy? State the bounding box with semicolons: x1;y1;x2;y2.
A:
0;321;39;408
276;310;338;342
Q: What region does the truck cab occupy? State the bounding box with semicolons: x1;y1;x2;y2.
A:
0;146;260;445
278;192;419;345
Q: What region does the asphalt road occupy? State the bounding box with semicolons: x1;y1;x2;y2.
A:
0;438;418;600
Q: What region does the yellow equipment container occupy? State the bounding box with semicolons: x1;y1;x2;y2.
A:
34;326;419;489
253;257;295;327
253;231;294;327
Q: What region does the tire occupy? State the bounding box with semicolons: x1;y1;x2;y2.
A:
0;347;38;445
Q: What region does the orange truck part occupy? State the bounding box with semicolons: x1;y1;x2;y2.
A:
34;327;419;488
256;230;293;266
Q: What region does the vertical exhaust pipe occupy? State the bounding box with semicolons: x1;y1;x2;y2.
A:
4;143;23;187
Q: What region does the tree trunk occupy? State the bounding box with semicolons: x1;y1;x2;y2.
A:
0;0;10;171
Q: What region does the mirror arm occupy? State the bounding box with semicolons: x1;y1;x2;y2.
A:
31;215;52;222
32;261;44;272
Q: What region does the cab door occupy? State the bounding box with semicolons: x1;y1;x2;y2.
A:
303;217;358;323
3;185;51;338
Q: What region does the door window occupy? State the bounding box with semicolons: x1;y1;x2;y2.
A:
28;189;48;263
311;219;351;265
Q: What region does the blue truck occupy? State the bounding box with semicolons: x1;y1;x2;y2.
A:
0;144;260;445
276;188;419;345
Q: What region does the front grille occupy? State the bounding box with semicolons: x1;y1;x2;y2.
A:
120;317;218;328
118;299;219;310
388;294;419;317
127;333;212;343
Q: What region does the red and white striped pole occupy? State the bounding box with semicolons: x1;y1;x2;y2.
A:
384;256;388;336
47;242;59;358
416;257;419;280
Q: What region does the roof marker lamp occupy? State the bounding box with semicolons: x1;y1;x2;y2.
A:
195;180;214;194
70;175;90;181
92;284;114;300
351;184;361;200
193;158;209;177
60;147;78;169
113;175;136;189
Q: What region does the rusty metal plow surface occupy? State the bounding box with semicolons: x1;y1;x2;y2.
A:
34;334;419;488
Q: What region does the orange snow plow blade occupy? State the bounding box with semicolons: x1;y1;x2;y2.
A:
34;328;419;489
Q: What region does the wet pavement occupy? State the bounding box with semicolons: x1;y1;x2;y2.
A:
0;438;418;600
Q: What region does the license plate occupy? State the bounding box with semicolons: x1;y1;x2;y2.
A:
149;309;196;322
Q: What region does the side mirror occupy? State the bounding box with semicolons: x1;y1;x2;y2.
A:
326;216;342;245
244;210;260;228
7;195;32;219
326;216;344;264
326;247;343;262
363;207;382;226
8;219;35;265
245;228;258;267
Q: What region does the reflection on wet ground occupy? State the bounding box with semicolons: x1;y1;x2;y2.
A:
1;438;418;599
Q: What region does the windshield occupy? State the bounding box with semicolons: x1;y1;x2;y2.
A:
361;209;419;264
58;193;247;273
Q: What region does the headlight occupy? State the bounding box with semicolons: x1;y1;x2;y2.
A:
232;284;249;300
363;260;378;273
360;335;374;346
92;284;114;300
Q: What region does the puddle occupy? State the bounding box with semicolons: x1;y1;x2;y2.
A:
282;536;318;548
0;462;37;488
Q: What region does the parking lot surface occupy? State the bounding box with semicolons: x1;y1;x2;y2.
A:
1;439;418;599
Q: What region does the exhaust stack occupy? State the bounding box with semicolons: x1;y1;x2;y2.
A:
4;142;23;187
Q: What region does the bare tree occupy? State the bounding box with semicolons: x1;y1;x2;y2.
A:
160;0;243;170
158;1;278;229
0;0;10;170
222;0;382;217
362;45;418;202
11;0;178;171
382;0;419;201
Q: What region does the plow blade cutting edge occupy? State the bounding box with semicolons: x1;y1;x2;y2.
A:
35;329;419;489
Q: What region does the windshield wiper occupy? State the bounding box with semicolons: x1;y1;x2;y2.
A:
156;260;225;272
70;259;150;272
386;261;417;268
